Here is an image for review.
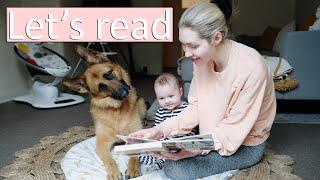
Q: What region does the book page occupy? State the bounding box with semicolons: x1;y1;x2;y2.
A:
116;135;158;144
113;141;165;155
113;134;215;155
171;134;213;140
164;139;214;151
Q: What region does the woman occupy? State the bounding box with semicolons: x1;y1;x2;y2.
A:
129;2;276;179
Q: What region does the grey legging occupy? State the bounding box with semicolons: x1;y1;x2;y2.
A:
163;142;265;180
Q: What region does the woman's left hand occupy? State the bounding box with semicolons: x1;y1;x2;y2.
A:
153;150;201;161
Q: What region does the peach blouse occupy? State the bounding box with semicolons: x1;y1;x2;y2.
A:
159;41;276;156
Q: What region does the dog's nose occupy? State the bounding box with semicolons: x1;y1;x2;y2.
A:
118;85;129;99
98;83;108;92
112;84;129;100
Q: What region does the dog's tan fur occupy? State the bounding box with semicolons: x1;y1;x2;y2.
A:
63;45;147;179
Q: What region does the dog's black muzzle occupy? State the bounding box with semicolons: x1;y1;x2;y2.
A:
99;80;131;100
113;83;130;100
117;80;131;100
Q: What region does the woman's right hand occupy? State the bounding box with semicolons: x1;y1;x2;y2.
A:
128;126;164;140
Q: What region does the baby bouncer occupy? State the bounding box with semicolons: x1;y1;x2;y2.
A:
13;43;85;108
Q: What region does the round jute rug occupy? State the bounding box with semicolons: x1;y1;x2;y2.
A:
0;126;302;180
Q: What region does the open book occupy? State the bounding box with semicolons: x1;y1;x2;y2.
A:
113;134;214;155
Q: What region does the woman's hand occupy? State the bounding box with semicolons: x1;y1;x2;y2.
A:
128;126;164;140
153;150;201;161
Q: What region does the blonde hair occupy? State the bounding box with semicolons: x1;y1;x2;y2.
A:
179;1;229;42
154;73;182;90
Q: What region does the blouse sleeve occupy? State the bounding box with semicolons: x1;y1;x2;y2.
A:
158;76;199;137
212;68;268;156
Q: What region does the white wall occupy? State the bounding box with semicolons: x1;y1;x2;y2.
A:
0;0;82;103
231;0;295;36
0;1;29;103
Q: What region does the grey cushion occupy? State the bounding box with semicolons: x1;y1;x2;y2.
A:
146;100;160;121
279;31;320;100
180;57;193;82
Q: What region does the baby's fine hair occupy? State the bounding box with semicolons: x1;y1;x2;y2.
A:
154;73;182;90
179;1;229;42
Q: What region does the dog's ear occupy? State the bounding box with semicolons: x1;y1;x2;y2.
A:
62;76;89;94
75;45;111;65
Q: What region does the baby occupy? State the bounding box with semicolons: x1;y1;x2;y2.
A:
138;73;197;170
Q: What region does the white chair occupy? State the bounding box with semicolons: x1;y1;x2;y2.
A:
14;43;85;108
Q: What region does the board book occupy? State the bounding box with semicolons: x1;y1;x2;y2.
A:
114;134;214;155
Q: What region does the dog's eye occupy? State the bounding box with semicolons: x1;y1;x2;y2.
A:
103;70;113;80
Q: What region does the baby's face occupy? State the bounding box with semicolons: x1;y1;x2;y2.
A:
155;84;182;110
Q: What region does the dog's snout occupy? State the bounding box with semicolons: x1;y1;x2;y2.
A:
120;79;131;90
118;85;129;99
112;84;129;100
98;83;108;92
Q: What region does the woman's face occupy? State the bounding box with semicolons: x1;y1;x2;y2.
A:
179;27;215;67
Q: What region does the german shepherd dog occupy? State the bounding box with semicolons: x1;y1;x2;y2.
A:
63;45;147;179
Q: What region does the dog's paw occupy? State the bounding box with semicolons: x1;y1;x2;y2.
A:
107;171;123;180
125;167;141;179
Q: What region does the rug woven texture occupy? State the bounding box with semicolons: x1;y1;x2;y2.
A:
0;126;302;180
